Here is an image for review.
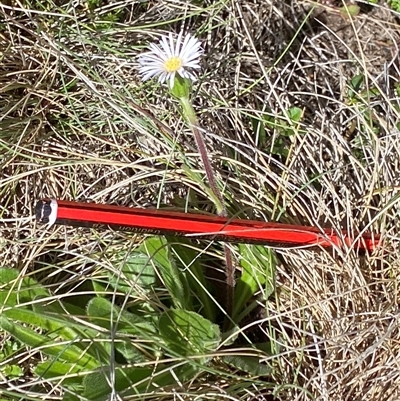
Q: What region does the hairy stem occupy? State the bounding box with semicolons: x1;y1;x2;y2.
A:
180;96;234;317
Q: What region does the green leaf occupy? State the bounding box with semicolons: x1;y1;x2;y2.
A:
169;239;216;321
348;74;364;98
223;354;272;376
116;342;147;363
0;267;18;285
81;364;199;401
253;341;280;354
3;300;102;360
0;268;49;307
271;138;289;157
340;4;360;17
35;360;85;386
91;279;106;295
158;309;220;360
107;252;157;295
83;366;148;401
86;297;156;361
261;110;303;150
0;316;99;369
170;75;191;98
143;237;191;310
251;116;267;147
286;107;302;123
82;365;192;401
86;297;156;336
1;364;23;378
233;245;276;323
31;302;110;363
3;306;78;341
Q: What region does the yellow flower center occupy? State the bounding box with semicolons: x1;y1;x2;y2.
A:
164;57;183;72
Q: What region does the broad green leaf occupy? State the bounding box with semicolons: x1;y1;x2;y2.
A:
0;267;18;285
86;297;156;335
32;301;110;361
3;306;79;342
348;74;364;98
35;360;85;386
83;366;162;401
107;252;156;294
170;75;191;98
169;239;216;321
233;245;276;323
0;268;49;307
143;237;191;310
340;3;360;17
3;301;104;361
83;363;199;401
287;107;302;123
1;364;23;378
158;309;220;360
222;354;272;376
122;364;199;398
0;316;99;369
87;297;156;362
117;342;147;363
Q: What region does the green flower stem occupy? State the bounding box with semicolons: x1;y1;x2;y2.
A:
180;96;226;215
178;95;234;318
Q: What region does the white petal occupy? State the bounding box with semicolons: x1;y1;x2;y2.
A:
138;31;202;86
169;73;176;88
140;72;156;81
139;55;163;65
159;72;170;83
186;71;197;81
183;61;201;69
180;33;191;56
140;65;164;75
168;32;176;57
160;35;173;59
185;36;201;52
148;43;167;59
175;31;184;57
181;51;202;65
182;35;196;53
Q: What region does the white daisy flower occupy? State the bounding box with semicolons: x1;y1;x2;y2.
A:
138;31;203;88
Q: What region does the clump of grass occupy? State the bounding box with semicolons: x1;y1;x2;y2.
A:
1;0;400;400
